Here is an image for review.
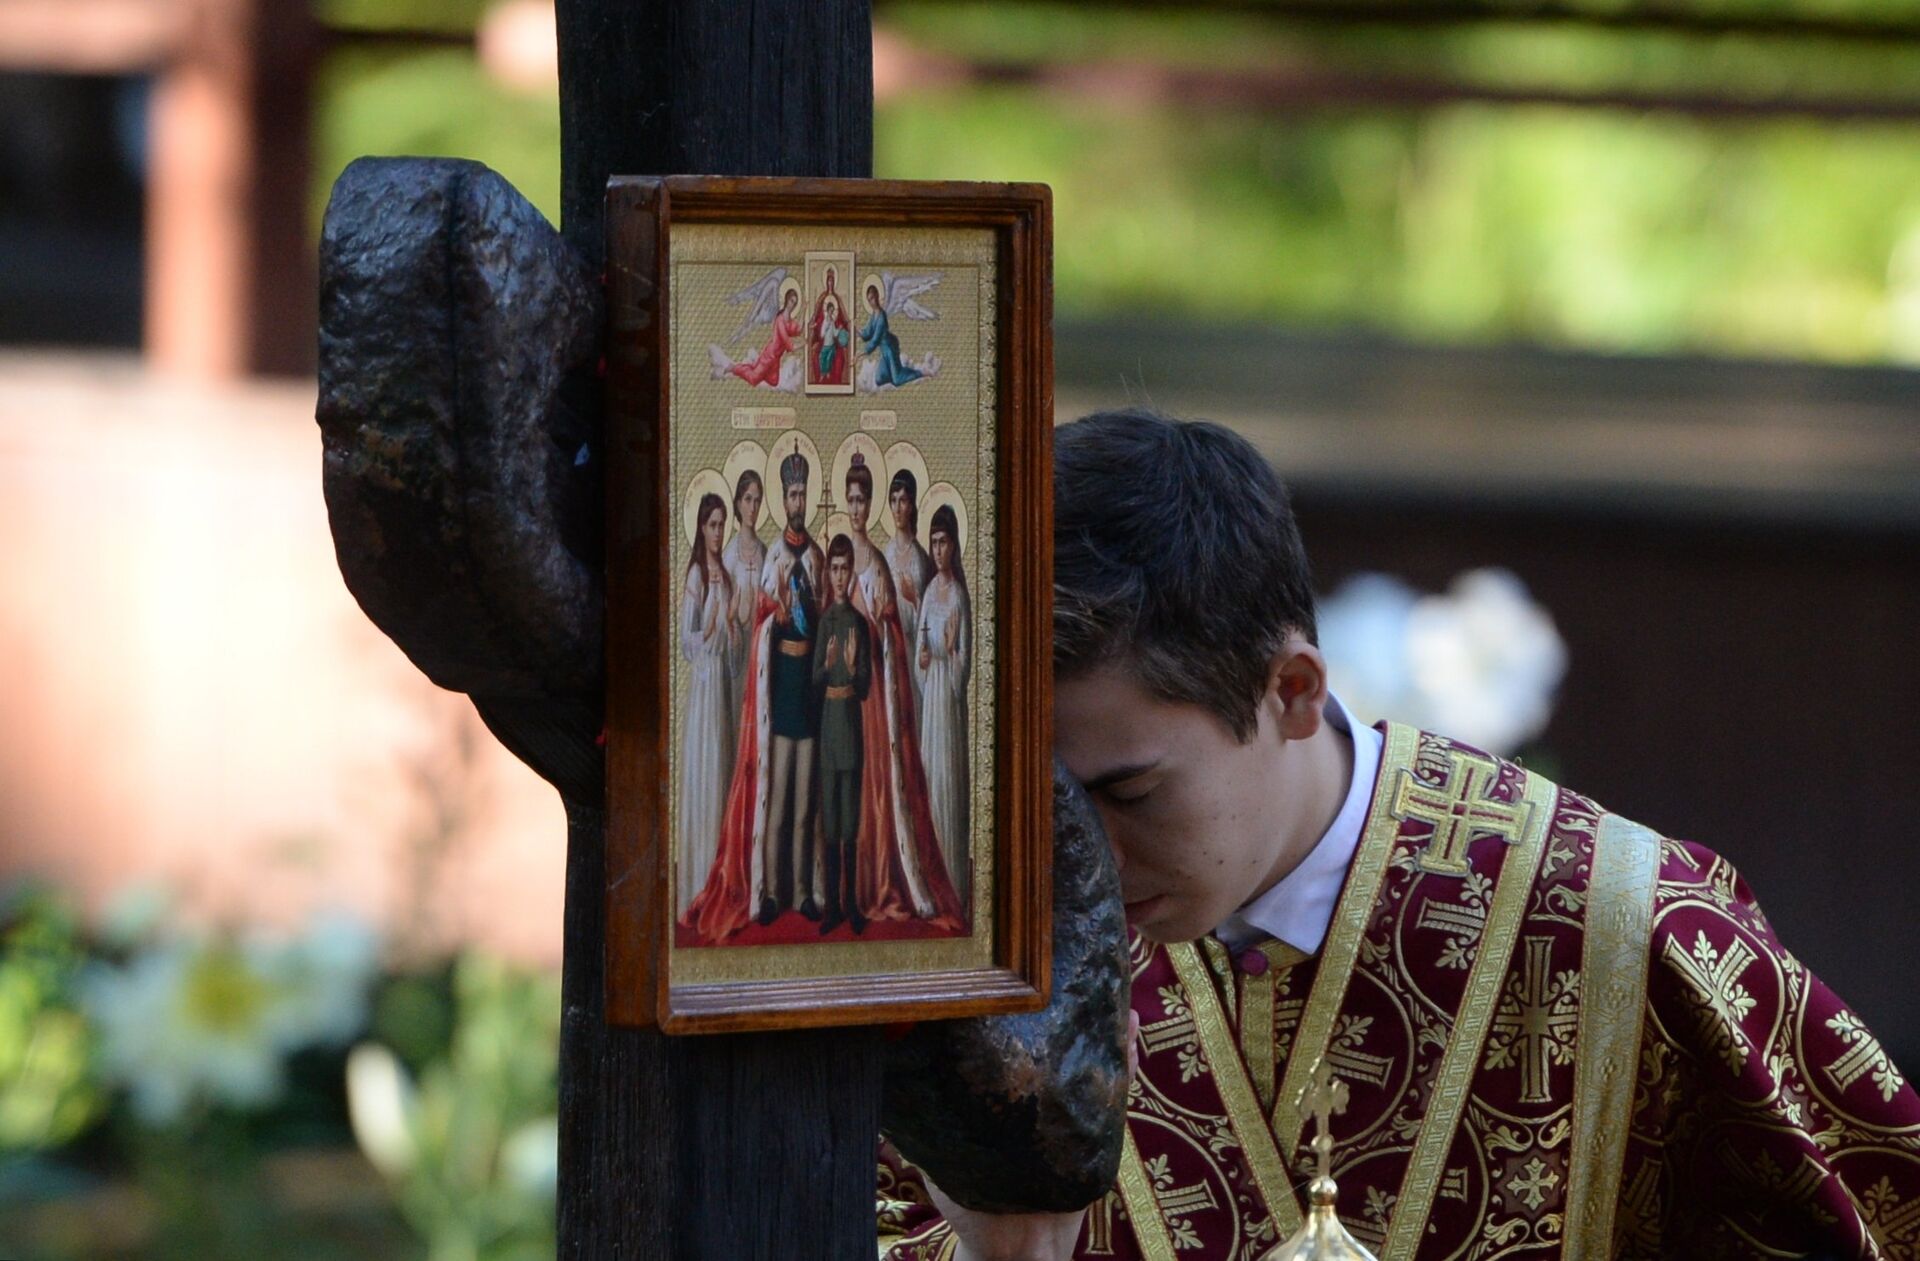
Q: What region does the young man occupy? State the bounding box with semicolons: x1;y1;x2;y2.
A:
815;533;873;936
879;409;1920;1260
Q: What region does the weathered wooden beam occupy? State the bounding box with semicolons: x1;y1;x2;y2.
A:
320;5;1128;1254
547;3;883;1256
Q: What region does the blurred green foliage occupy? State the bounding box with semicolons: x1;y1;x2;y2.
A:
355;957;559;1261
0;889;101;1154
0;887;559;1261
312;3;1920;363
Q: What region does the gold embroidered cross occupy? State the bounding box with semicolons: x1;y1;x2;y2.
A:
1485;936;1579;1104
1508;1157;1561;1214
1391;754;1532;876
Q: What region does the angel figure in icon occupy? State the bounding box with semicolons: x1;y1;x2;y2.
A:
858;272;943;392
708;270;803;392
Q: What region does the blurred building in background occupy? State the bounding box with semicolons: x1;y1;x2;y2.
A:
2;0;1917;1056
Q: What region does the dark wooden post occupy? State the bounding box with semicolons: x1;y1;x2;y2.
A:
320;5;1126;1254
542;3;882;1256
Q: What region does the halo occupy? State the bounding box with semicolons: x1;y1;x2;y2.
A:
681;468;732;549
830;431;889;541
761;430;825;530
777;276;802;313
860;273;885;312
921;481;969;557
721;440;769;537
822;512;855;555
883;442;931;536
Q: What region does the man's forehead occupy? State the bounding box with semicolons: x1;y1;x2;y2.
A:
1054;664;1175;766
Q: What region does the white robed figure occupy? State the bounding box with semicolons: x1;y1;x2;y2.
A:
719;467;766;722
884;466;935;711
678;493;737;911
914;503;971;911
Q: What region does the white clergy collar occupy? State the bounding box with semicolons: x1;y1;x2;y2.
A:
1211;692;1384;958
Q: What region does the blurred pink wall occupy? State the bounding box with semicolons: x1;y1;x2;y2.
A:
0;353;564;964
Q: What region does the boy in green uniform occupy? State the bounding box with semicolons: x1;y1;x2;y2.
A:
814;533;872;936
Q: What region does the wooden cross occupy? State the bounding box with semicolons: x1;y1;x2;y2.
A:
1390;754;1532;876
313;3;1128;1253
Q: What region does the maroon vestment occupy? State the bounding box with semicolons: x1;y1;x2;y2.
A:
880;723;1920;1259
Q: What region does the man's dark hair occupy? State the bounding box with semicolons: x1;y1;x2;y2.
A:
1054;408;1317;742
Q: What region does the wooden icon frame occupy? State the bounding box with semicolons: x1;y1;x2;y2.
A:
604;176;1052;1033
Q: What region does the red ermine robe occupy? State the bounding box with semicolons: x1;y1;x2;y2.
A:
680;589;785;943
880;722;1920;1259
853;592;963;930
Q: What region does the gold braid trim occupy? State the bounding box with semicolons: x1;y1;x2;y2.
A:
1167;942;1297;1240
1267;721;1419;1235
1242;961;1278;1111
1563;814;1661;1256
1115;1127;1179;1261
1382;765;1560;1257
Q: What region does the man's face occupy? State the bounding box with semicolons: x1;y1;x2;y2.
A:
784;480;807;529
1055;660;1293;944
829;554;851;601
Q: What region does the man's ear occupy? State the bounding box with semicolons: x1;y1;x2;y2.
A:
1262;637;1330;742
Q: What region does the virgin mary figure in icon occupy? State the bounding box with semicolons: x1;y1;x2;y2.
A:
809;267;852;388
841;454;964;929
914;503;971;911
678;492;737;912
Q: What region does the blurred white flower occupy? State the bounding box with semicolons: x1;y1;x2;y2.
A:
79;909;380;1126
267;910;381;1049
500;1114;559;1199
96;880;174;948
346;1042;418;1179
1318;568;1567;756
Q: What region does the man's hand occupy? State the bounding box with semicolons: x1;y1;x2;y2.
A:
927;1182;1087;1261
930;1011;1140;1261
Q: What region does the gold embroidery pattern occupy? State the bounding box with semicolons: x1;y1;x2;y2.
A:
1417;870;1492;970
1142;1151;1220;1251
1827;1009;1908;1105
1381;766;1558;1258
1564;814;1660;1260
1099;731;1920;1261
1267;723;1418;1235
1390;752;1536;877
1483;935;1580;1104
1241;965;1277;1111
1084;1191;1120;1256
1664;928;1760;1075
1507;1156;1561;1212
1859;1175;1920;1260
1166;943;1296;1243
1115;1127;1179;1261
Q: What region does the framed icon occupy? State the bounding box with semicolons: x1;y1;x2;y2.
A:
605;176;1052;1033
